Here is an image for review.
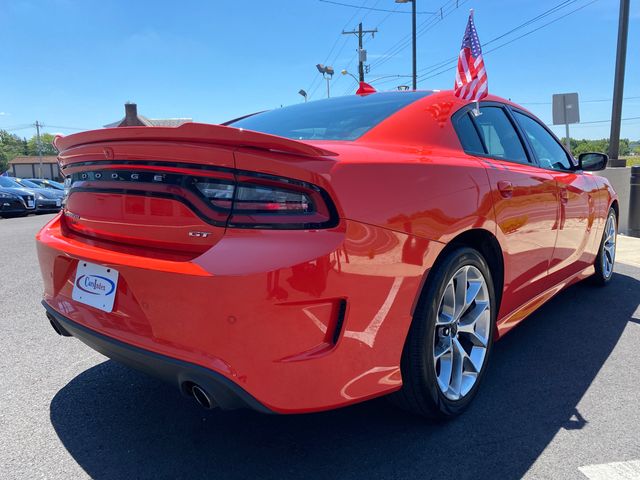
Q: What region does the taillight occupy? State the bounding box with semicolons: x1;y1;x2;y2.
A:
233;184;312;213
67;168;337;230
193;180;235;210
195;175;337;229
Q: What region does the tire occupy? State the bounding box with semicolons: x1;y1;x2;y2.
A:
592;208;617;286
390;247;496;419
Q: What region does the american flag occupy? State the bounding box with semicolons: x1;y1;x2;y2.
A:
454;11;488;101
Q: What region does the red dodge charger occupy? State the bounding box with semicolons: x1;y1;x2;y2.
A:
37;90;617;418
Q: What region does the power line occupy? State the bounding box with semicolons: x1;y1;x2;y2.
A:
305;0;371;100
1;124;33;132
44;124;88;131
577;115;640;125
417;0;600;82
308;0;389;100
415;0;583;79
342;23;378;82
312;0;389;99
521;95;640;106
408;0;581;81
368;0;456;69
372;0;602;91
370;2;471;76
319;0;435;14
337;1;397;95
368;0;469;71
2;123;89;134
482;0;579;48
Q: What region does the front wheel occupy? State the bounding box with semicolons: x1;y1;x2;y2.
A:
592;208;617;285
390;247;496;419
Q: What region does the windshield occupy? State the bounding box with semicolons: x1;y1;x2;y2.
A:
17;179;40;188
0;177;21;188
46;180;64;189
30;179;63;189
229;91;431;141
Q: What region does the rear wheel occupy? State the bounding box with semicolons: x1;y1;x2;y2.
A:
391;247;496;419
592;208;617;285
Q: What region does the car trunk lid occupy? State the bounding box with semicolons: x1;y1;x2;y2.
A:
56;124;337;258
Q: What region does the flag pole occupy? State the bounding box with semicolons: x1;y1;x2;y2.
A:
454;7;486;116
469;9;481;117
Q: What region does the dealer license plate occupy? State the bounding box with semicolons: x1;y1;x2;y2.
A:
72;261;119;313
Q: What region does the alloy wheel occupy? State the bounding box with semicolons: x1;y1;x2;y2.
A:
433;265;491;401
602;214;617;278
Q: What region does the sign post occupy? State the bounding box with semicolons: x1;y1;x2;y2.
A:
552;93;580;154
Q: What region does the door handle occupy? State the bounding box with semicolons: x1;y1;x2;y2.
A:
497;180;513;198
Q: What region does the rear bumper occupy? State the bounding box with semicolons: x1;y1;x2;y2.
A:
43;301;271;412
37;213;444;413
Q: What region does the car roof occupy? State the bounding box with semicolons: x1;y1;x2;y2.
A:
349;89;535;152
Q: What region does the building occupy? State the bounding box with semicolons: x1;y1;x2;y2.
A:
104;103;192;128
5;104;191;181
9;156;61;180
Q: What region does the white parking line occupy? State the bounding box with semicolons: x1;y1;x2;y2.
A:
579;460;640;479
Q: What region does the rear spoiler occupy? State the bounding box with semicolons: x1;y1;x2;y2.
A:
53;122;338;158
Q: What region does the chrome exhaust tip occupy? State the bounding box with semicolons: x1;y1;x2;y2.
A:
191;384;214;409
47;313;72;337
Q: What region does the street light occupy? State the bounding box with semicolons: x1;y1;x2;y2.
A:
298;89;308;102
316;64;335;98
395;0;417;90
341;69;359;84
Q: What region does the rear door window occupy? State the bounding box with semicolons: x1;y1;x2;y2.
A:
473;107;529;164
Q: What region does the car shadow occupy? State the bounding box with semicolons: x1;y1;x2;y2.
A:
50;268;640;480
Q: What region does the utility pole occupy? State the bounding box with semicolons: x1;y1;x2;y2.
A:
608;0;630;164
342;23;378;82
411;0;416;90
395;0;417;90
34;121;43;178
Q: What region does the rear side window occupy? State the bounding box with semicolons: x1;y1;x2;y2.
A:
229;91;431;141
474;107;528;163
455;113;485;155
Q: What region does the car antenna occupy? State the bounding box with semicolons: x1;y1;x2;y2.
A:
356;82;376;96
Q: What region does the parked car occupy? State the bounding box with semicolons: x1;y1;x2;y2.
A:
12;178;63;212
25;178;65;191
37;90;617;418
0;177;36;217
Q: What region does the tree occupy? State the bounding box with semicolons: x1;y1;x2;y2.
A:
0;130;28;173
27;133;57;156
0;150;8;174
569;138;631;157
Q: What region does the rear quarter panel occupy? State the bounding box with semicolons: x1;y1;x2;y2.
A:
327;147;496;243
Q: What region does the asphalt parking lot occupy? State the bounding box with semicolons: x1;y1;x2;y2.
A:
1;213;639;480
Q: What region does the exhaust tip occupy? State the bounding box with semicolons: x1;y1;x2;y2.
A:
191;384;214;409
47;313;72;337
49;318;63;335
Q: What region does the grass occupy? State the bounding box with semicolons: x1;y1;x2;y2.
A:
621;156;640;167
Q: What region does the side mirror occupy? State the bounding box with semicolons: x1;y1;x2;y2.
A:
579;152;608;171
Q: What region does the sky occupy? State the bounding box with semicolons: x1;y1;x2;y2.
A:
0;0;638;141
